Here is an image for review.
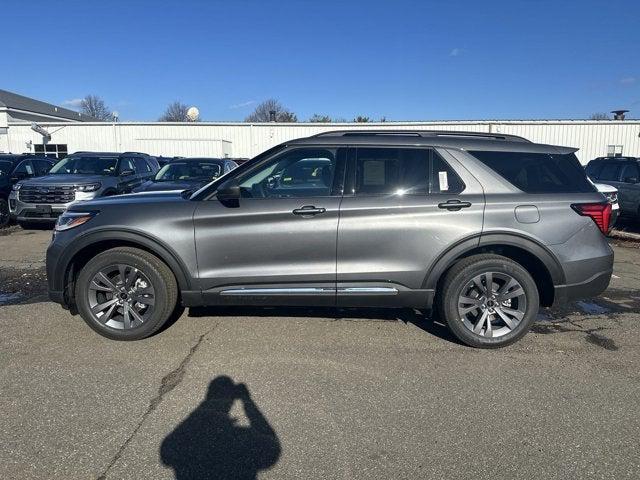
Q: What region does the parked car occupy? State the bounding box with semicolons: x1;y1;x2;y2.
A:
132;158;238;193
593;182;619;228
586;156;640;219
0;154;54;227
46;131;613;347
9;151;159;227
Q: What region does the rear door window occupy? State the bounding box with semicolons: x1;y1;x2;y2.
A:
470;151;596;193
353;148;464;195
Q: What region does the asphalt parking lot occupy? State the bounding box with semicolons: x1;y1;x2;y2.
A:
1;227;639;479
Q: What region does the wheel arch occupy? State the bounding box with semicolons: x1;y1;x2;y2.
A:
424;233;565;307
60;230;193;305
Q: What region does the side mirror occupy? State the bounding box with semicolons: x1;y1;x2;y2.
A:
624;176;639;184
120;169;134;177
217;179;240;202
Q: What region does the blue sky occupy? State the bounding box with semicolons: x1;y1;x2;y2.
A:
4;0;639;121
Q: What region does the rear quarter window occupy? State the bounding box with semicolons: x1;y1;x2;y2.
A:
470;150;596;194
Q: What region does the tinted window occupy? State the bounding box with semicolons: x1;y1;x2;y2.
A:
33;159;53;176
13;161;34;177
470;151;595;194
156;161;223;181
598;162;622;182
50;156;118;175
620;163;640;183
118;158;136;174
431;152;465;194
585;160;604;179
355;148;429;195
134;157;150;173
0;161;13;176
238;148;341;199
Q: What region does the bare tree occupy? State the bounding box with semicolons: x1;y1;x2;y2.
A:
309;114;332;122
245;99;297;122
80;95;112;120
353;115;371;123
589;112;609;120
159;101;192;122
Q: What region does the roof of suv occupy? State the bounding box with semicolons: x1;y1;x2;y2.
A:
289;130;577;154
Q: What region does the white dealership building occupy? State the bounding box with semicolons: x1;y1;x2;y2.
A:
1;89;639;164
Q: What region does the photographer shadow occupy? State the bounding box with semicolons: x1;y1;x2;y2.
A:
161;376;281;480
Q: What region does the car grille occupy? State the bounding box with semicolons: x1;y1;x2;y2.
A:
19;185;76;204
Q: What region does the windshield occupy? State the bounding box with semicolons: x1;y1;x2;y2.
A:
49;156;118;175
0;161;12;176
155;161;222;182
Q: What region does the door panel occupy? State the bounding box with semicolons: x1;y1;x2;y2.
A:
337;147;484;307
194;197;340;304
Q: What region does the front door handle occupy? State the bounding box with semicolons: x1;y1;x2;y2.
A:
293;205;326;216
438;199;472;211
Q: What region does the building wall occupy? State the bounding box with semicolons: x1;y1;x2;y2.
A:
6;120;640;164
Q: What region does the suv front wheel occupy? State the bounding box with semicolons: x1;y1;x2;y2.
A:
75;247;178;340
438;254;539;348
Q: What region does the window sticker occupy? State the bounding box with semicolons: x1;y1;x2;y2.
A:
438;170;449;191
363;160;385;185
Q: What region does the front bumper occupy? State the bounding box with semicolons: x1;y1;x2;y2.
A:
9;190;98;223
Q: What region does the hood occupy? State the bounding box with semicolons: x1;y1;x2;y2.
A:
18;174;107;186
133;179;208;193
68;190;187;210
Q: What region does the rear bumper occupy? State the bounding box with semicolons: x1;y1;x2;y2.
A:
553;269;612;306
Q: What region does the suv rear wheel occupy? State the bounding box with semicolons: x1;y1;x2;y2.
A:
438;254;539;348
75;247;178;340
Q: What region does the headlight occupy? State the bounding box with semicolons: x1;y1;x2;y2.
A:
76;183;101;192
12;183;22;191
55;212;96;231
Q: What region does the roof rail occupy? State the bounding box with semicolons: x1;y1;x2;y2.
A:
312;130;531;142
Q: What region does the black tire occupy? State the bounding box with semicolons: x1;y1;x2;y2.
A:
438;254;539;348
0;198;9;228
75;247;178;340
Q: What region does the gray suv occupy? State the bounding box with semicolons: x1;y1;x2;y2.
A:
9;151;159;226
46;131;614;348
586;156;640;219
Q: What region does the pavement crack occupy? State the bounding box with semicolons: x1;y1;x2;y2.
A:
96;325;217;480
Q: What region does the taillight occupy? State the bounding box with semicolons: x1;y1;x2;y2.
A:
571;202;612;234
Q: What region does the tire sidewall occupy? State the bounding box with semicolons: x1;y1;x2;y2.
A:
76;251;170;340
443;259;539;348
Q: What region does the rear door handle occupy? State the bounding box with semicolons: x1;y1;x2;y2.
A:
293;205;326;216
438;199;472;211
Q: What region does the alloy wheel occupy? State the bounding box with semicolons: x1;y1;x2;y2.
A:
87;264;156;330
457;271;527;338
